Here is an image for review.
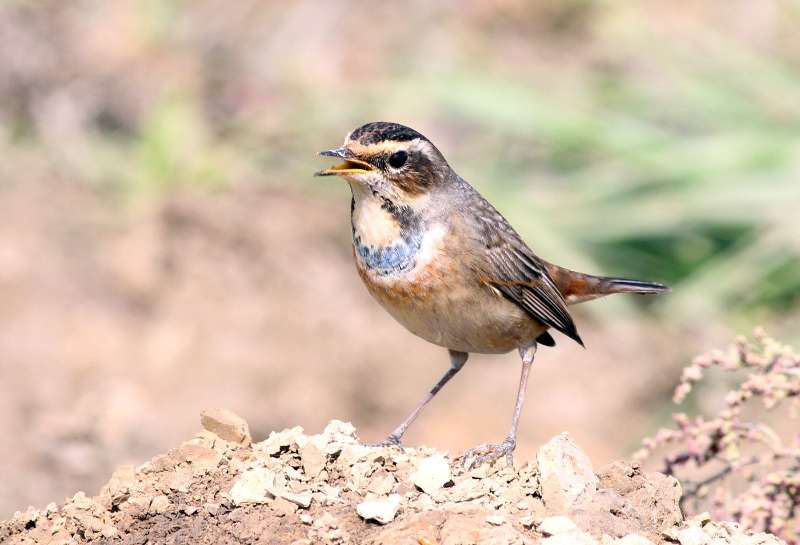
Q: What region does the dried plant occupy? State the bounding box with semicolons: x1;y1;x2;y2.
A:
635;329;800;543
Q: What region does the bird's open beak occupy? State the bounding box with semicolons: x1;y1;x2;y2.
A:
315;147;375;177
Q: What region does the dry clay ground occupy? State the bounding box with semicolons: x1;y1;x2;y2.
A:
1;409;782;545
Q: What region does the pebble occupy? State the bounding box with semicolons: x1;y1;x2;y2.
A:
271;497;298;517
258;426;305;455
229;467;275;505
677;526;711;545
486;514;505;526
411;454;452;495
616;534;656;545
299;441;326;478
149;495;171;514
537;433;598;512
539;515;579;536
200;408;252;446
356;494;402;524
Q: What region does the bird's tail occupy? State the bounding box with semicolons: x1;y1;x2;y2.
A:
597;277;670;295
544;263;669;305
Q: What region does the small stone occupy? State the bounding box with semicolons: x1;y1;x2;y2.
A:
229;467;274;505
177;444;223;474
124;495;152;515
166;468;194;492
322;420;358;442
101;525;118;538
367;473;396;496
677;526;710;545
539;516;579;536
181;505;198;515
447;478;488;502
662;527;680;542
275;489;313;509
616;535;656;545
299;513;313;525
271;497;298;516
337;443;369;467
200;408;251;446
519;515;537;528
411;454;452;494
537;433;598;512
300;441;326;478
315;512;339;529
149;495;171;514
72;491;94;510
542;532;598;545
486;514;505;526
204;502;220;515
257;426;305;455
356;494;402;524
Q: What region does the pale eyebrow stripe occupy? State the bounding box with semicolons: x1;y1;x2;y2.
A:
347;139;436;161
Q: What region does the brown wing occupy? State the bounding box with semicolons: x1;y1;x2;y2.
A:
465;188;584;346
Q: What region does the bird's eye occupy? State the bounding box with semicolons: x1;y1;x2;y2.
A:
388;150;408;169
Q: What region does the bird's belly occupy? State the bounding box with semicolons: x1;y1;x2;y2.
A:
354;229;544;354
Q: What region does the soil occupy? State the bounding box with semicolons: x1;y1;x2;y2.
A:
0;410;782;545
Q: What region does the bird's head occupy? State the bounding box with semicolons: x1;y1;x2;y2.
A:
316;122;450;199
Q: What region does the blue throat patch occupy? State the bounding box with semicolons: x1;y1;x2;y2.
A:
353;232;422;276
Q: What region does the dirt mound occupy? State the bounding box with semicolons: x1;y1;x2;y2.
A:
1;410;782;545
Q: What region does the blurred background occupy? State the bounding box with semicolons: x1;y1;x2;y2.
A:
1;0;799;517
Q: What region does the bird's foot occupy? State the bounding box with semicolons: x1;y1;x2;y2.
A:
366;433;404;450
462;435;516;470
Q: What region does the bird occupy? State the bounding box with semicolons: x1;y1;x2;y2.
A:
316;121;668;469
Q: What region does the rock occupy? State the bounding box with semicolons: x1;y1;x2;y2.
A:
275;488;312;509
356;494;402;524
271;497;298;516
367;472;396;495
299;441;326;478
447;478;488;502
485;514;505;526
257;425;305;455
616;534;656;545
677;526;711;545
71;491;94;510
539;515;580;536
149;495;171;514
597;461;683;535
200;408;251;445
542;531;598;545
538;433;598;512
176;443;223;474
229;467;275;505
411;454;452;495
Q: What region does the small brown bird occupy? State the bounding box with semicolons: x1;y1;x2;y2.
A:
317;122;668;468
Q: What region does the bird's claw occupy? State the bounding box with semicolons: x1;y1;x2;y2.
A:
366;433;404;450
462;436;516;470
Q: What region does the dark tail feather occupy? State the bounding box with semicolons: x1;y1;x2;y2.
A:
601;277;670;295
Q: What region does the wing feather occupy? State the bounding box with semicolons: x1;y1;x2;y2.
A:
465;187;583;346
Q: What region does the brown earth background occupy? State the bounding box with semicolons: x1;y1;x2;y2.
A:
1;0;800;519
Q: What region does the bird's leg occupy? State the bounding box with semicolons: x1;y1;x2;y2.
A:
370;350;469;448
463;342;537;469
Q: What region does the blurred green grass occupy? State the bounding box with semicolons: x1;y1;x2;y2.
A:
1;0;798;339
